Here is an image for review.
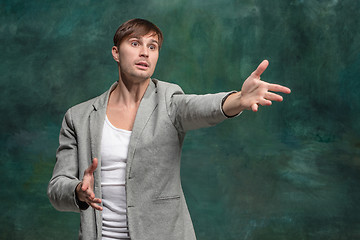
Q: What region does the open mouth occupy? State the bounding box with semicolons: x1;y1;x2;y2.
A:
136;61;149;68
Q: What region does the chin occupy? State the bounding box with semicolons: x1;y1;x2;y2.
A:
135;72;153;81
129;74;152;83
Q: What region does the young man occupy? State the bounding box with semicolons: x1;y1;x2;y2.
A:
47;19;291;240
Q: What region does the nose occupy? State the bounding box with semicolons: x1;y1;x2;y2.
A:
139;45;149;58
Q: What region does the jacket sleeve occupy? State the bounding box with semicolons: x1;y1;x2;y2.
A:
47;108;88;212
165;84;236;132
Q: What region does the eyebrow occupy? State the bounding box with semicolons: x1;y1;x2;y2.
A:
150;39;159;45
128;36;159;45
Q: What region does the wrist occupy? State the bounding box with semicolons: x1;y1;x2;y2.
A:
75;182;84;202
222;92;244;117
75;182;89;210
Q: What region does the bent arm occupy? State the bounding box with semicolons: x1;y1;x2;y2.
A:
47;109;85;212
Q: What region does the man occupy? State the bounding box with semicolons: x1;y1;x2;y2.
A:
47;18;291;240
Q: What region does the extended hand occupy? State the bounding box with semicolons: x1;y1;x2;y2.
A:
222;60;291;115
76;158;103;211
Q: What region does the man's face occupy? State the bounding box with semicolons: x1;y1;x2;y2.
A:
113;32;160;83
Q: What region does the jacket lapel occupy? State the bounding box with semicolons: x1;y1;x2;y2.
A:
89;107;106;184
126;80;158;178
88;83;116;240
88;80;157;238
89;82;117;186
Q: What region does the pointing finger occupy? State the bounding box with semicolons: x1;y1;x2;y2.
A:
267;83;291;94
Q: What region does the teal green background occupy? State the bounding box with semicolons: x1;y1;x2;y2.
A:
1;0;360;239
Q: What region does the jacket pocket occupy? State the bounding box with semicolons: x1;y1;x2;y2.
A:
153;195;180;202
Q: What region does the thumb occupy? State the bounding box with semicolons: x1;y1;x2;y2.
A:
81;158;97;191
87;158;98;174
251;60;269;78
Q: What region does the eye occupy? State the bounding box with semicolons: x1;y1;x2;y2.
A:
149;45;157;50
131;41;139;47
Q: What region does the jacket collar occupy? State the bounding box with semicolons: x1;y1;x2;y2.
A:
92;80;157;111
90;79;158;177
92;81;118;111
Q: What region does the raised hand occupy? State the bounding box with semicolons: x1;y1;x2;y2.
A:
76;158;103;211
222;60;291;115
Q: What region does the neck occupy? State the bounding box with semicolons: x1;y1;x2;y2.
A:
109;76;150;107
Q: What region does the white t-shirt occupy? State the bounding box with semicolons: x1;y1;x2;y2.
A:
101;116;131;239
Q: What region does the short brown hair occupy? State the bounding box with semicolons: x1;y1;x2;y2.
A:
113;18;163;49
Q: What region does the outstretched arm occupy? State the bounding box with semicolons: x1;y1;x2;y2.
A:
222;60;291;116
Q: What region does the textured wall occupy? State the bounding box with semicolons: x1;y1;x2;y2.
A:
1;0;360;239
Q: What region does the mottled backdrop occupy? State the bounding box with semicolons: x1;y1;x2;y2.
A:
1;0;360;239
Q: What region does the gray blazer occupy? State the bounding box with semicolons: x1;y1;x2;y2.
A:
48;79;231;240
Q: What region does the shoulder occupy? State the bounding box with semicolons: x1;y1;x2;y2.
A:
68;94;101;114
152;78;184;95
65;83;113;120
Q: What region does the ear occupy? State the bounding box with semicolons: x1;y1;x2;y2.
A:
112;46;120;62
